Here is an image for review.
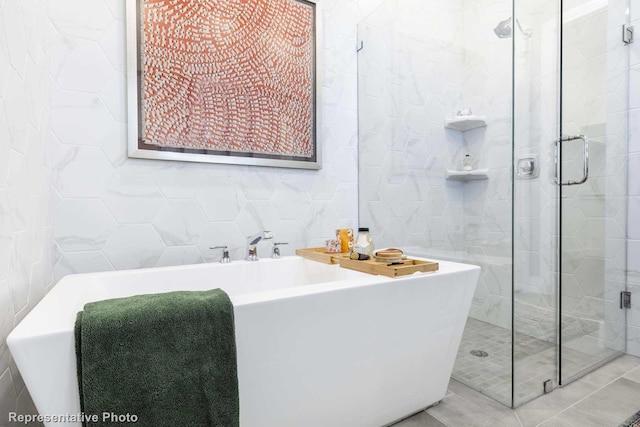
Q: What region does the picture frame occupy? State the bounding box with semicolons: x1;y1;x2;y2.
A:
126;0;321;170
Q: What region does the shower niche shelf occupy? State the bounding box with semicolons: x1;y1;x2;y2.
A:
446;168;489;181
444;116;487;132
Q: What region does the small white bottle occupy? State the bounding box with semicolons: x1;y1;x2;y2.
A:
463;154;473;171
353;227;374;258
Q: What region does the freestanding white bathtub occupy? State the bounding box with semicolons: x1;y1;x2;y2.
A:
8;256;479;427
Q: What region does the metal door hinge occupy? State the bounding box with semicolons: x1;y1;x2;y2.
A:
623;24;634;44
621;291;632;309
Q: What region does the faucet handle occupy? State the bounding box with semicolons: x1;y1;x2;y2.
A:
272;242;289;259
210;245;231;264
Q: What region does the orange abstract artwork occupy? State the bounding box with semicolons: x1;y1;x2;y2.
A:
139;0;315;158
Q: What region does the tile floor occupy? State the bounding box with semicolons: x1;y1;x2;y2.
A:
395;354;640;427
452;318;621;406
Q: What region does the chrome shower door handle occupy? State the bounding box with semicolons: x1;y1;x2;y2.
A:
554;135;589;186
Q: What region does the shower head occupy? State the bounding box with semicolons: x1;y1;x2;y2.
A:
494;17;512;38
494;17;533;39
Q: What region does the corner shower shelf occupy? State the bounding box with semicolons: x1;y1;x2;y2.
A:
446;169;489;181
444;116;487;132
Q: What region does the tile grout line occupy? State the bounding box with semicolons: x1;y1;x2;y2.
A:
426;410;451;427
533;364;640;426
437;382;522;427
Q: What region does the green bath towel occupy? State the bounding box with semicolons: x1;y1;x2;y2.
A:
75;289;239;427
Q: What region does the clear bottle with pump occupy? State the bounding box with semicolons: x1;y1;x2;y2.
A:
353;227;374;257
463;154;473;171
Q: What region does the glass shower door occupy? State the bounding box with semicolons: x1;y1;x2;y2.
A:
558;0;629;384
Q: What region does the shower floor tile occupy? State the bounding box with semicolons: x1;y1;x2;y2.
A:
451;318;621;406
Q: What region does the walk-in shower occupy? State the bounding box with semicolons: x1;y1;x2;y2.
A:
357;0;630;408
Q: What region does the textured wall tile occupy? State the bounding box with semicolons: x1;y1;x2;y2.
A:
53;252;114;283
152;200;208;246
51;36;113;93
0;280;14;375
99;20;126;71
54;199;117;252
103;224;165;270
3;0;28;78
0;369;18;422
99;74;126;123
197;222;246;262
630;108;640;153
629;240;640;277
52;145;114;197
630;198;640;240
0;4;53;416
0;12;9;99
4;69;29;153
48;0;113;40
152;167;207;199
271;182;312;221
155;246;204;268
7;231;30;313
50;89;115;147
235;201;281;238
104;0;125;21
0;190;13;281
631;65;640;110
102;173;165;223
196;178;246;222
629;153;640;196
0;103;11;187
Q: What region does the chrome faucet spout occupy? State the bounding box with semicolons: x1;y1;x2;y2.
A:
246;231;273;261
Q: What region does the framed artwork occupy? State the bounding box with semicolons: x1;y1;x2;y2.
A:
126;0;321;169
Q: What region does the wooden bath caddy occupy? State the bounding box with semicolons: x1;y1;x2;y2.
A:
296;247;439;278
295;247;350;264
338;257;439;278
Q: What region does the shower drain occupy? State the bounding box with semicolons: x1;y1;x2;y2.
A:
470;350;489;358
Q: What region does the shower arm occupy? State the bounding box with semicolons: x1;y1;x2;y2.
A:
516;18;533;38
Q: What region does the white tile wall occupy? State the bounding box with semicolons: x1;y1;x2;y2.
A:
49;0;388;281
0;0;390;419
358;0;466;252
629;10;640;356
0;0;53;422
358;0;515;329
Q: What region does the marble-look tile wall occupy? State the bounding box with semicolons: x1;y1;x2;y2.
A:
510;1;562;399
49;0;387;282
358;0;514;329
512;0;560;345
628;1;640;357
512;0;630;356
358;0;466;255
598;0;630;354
0;0;54;420
460;0;513;329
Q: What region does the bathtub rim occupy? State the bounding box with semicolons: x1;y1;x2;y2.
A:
7;255;480;344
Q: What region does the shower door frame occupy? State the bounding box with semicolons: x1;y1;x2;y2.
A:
556;0;630;387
